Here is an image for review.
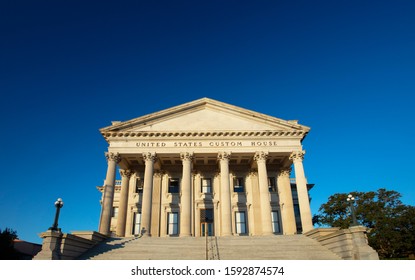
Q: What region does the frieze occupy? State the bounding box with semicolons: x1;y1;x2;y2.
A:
135;140;281;148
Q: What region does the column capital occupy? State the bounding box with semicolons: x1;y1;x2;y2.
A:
248;169;258;177
154;171;165;178
180;152;194;162
254;151;269;162
142;152;157;162
119;169;133;178
290;150;305;162
278;167;292;178
217;151;232;161
105;152;121;163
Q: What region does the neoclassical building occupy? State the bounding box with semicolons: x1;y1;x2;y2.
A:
97;98;314;238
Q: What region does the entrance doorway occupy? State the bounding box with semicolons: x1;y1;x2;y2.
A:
200;209;214;236
133;212;141;235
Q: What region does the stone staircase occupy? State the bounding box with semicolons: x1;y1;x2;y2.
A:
78;235;341;260
217;235;340;259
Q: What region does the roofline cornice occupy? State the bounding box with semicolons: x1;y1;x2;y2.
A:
100;97;311;133
101;129;309;142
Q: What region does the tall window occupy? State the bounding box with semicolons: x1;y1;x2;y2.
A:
200;209;214;236
234;177;244;193
294;205;302;233
169;178;180;193
200;209;214;223
271;211;281;233
168;212;179;235
235;211;247;234
268;177;277;192
133;212;142;235
291;186;298;199
201;178;212;193
112;207;119;219
136;179;143;193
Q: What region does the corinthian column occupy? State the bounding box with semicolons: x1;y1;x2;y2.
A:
180;152;194;237
254;151;273;235
116;169;133;237
141;152;157;236
290;151;313;233
99;152;121;236
218;152;232;236
277;167;297;234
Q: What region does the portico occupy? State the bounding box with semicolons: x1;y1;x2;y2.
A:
97;98;314;237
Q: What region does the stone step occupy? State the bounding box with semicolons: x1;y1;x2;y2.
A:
79;235;341;260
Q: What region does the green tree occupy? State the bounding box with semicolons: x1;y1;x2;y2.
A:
0;228;19;260
313;188;415;259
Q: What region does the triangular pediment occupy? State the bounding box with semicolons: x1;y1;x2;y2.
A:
101;98;310;135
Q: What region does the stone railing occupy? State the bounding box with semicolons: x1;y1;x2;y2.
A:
33;230;107;260
304;226;379;260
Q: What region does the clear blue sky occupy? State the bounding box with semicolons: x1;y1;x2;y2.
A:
1;0;414;243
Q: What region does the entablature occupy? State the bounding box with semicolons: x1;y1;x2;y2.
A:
102;129;307;142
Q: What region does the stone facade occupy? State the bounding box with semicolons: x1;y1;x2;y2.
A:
97;98;314;237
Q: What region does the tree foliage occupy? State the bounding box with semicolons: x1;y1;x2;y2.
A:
0;228;19;260
313;188;415;259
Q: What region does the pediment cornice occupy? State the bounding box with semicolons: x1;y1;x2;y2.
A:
102;129;308;141
100;98;310;142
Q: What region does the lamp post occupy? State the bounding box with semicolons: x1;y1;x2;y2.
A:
49;198;64;231
347;194;358;226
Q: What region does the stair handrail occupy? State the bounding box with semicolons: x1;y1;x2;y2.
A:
214;236;220;260
207;235;220;260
